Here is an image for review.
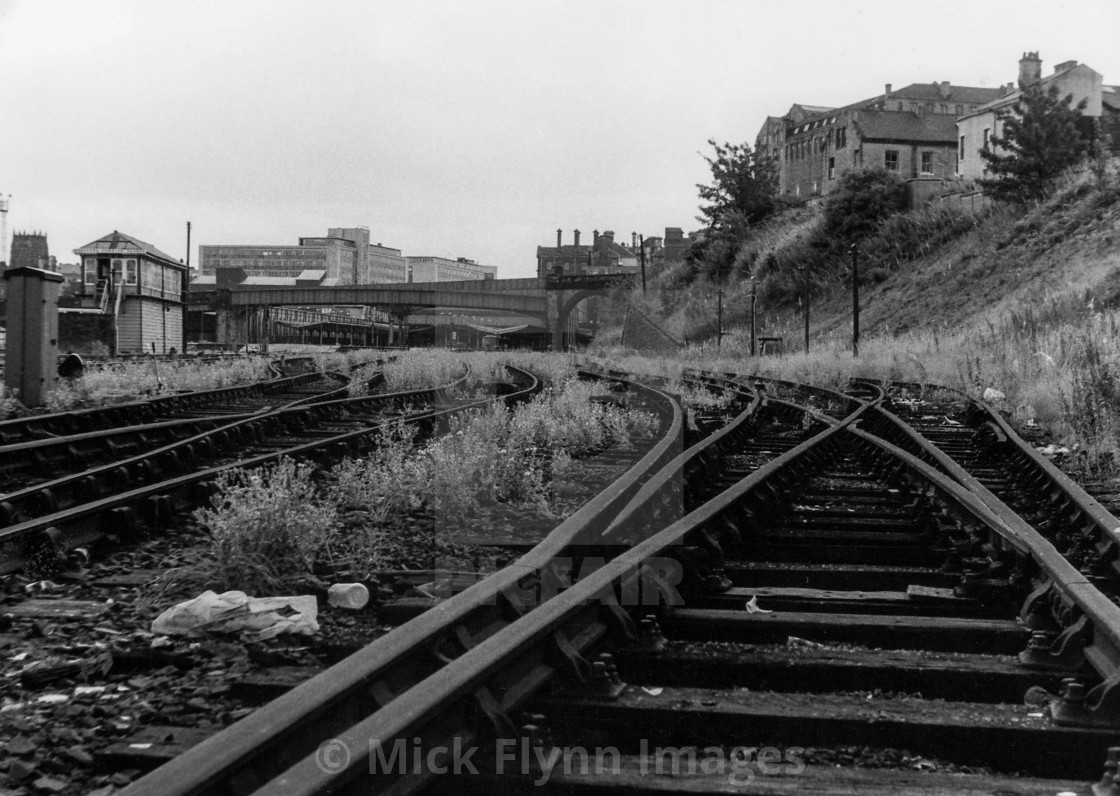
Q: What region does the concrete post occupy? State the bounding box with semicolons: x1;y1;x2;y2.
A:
3;266;64;407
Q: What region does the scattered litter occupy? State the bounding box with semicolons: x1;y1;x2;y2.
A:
35;694;69;704
641;687;664;696
128;743;153;750
982;387;1005;402
327;583;370;610
1036;444;1071;457
151;590;319;641
943;416;961;426
1027;712;1044;718
74;686;107;696
410;582;439;600
24;581;60;594
787;636;825;649
745;596;772;614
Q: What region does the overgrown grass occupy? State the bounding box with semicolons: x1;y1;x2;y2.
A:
171;373;661;593
44;357;272;412
171;458;338;595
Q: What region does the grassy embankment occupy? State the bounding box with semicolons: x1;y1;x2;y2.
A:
593;162;1120;477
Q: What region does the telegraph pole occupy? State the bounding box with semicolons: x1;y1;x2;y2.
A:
802;265;810;353
638;234;647;294
851;242;860;357
750;278;757;356
716;289;723;348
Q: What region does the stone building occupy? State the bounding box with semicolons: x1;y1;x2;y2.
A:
9;232;50;271
757;82;1004;198
957;54;1109;181
535;229;639;278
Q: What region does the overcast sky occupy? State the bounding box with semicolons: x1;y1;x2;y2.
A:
2;0;1118;279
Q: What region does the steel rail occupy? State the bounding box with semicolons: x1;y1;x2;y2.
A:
0;364;444;531
0;366;489;572
212;400;876;795
0;362;397;479
854;382;1120;729
120;371;684;796
0;357;324;444
225;391;1120;795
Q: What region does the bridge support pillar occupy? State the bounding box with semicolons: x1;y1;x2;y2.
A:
547;293;564;351
215;307;249;349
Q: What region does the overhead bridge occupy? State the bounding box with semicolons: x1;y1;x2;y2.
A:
188;273;638;350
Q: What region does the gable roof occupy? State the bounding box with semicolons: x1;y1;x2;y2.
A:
74;230;182;266
853;111;958;143
889;82;1006;105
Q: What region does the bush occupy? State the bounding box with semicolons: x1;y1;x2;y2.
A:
823;168;907;243
191;458;337;594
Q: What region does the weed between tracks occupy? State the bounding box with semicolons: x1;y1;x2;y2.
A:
36;357;274;415
167;376;659;595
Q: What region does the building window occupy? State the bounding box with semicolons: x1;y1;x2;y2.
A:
125;259;138;285
828;157;836;179
921;152;934;174
960;136;965;159
885;150;899;172
982;128;991;151
955;105;963;115
837;127;846;148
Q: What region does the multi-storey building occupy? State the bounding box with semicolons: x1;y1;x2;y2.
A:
957;54;1110;180
198;226;410;285
535;229;639;278
757;82;1005;198
406;256;497;283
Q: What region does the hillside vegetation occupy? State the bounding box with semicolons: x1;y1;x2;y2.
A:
594;160;1120;475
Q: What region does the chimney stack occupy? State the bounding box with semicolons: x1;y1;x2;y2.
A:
1019;52;1042;87
884;83;892;107
574;229;580;247
939;81;951;99
593;230;600;247
631;232;637;249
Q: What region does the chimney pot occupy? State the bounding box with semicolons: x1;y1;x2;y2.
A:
1019;52;1042;87
557;228;562;248
574;229;581;247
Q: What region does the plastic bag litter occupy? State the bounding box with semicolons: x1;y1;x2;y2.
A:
745;596;772;614
982;387;1005;402
150;590;319;641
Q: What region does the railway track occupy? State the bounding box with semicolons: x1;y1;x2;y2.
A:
113;372;925;795
0;358;527;575
107;367;1120;795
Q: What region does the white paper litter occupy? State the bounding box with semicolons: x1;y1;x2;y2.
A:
150;590;319;641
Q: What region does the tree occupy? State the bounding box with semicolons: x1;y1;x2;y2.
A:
823;168;906;243
978;82;1089;202
695;140;779;279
